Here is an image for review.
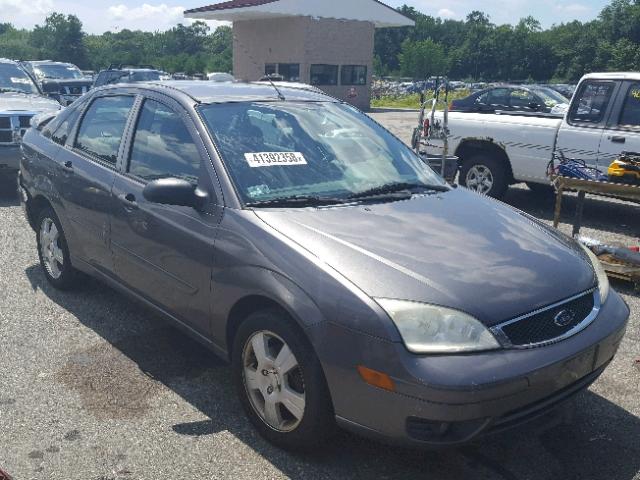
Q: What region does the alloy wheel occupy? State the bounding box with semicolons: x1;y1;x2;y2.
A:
465;165;494;195
40;217;64;280
242;330;306;432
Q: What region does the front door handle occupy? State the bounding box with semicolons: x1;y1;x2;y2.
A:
118;193;139;211
610;136;626;144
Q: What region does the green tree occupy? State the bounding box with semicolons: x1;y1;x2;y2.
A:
30;13;87;67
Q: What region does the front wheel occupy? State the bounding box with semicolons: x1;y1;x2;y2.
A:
232;310;335;451
459;154;509;198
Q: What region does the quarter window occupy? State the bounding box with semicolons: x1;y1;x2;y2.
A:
341;65;367;86
51;107;82;146
310;65;338;86
568;81;614;124
75;96;134;164
619;83;640;127
128;99;201;183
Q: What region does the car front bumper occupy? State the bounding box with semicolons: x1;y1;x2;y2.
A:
310;289;630;447
0;145;21;171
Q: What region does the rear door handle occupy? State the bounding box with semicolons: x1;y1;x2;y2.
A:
61;160;74;172
118;193;139;211
610;136;626;144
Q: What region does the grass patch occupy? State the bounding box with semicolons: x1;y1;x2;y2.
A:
371;89;472;110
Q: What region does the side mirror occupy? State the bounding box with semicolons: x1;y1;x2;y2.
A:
143;178;208;210
528;102;542;111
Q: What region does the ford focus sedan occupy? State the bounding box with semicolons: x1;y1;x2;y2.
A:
19;82;629;450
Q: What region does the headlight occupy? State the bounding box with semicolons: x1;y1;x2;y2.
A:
579;244;610;303
376;299;501;354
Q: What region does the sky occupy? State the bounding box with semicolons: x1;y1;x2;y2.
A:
0;0;613;34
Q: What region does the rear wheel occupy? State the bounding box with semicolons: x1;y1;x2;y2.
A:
232;310;335;451
460;154;509;198
36;207;78;290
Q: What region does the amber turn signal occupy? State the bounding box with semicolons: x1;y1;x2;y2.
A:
357;365;396;392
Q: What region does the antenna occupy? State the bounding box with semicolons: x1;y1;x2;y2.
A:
265;73;286;101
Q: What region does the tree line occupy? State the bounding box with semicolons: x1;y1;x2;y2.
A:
377;0;640;82
0;13;232;75
1;0;639;81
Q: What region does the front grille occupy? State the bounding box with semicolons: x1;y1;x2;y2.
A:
0;114;34;144
495;291;596;347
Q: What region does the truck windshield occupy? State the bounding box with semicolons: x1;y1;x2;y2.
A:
34;64;84;80
0;63;39;94
199;101;445;204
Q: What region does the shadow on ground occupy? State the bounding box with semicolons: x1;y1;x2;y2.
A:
24;263;640;480
504;186;640;239
0;173;19;207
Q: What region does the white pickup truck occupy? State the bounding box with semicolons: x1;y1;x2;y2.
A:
424;72;640;198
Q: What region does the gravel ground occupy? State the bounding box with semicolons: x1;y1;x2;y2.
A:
0;111;639;480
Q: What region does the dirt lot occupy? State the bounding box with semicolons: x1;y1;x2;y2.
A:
0;111;639;480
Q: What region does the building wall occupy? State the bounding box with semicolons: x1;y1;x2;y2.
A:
233;16;375;110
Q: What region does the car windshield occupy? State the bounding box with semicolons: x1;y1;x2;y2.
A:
199;101;445;204
34;64;84;80
531;87;569;107
0;63;39;94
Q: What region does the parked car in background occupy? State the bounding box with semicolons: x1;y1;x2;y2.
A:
207;72;235;82
93;65;168;88
424;72;640;198
0;58;61;174
21;60;93;106
548;83;577;100
450;85;570;114
18;81;629;450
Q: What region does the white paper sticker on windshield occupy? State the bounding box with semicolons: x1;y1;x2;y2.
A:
244;152;307;168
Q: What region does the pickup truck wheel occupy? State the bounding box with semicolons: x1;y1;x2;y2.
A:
460;155;508;198
36;207;78;290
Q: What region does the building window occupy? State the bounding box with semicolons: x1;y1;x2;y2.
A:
278;64;300;82
310;65;338;86
265;64;277;76
341;65;367;86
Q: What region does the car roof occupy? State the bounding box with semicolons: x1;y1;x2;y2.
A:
28;60;74;66
100;80;336;104
582;72;640;81
0;58;19;65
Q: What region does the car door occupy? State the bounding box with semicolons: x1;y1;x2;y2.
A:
110;95;220;336
598;81;640;166
56;94;136;273
555;80;618;168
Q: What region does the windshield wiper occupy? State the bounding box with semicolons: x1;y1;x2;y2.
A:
245;195;347;208
348;182;449;200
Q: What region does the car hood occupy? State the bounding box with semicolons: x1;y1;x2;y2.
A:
254;188;596;327
41;78;93;87
0;92;61;113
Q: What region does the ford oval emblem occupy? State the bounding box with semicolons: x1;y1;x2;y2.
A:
554;309;576;327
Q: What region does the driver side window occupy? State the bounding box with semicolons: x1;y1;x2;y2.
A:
128;99;202;183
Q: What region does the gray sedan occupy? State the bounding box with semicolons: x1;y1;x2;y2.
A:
18;81;629;450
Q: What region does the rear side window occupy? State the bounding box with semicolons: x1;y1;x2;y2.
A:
482;88;509;106
568;81;614;124
619;83;640;127
75;96;134;164
128;99;201;183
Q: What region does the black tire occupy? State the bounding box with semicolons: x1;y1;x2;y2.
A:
232;309;335;451
35;206;78;290
459;154;509;199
